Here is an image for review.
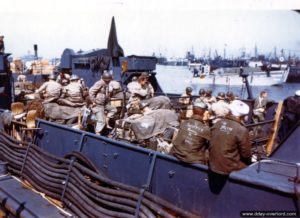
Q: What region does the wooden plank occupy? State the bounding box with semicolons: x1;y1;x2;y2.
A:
266;101;283;155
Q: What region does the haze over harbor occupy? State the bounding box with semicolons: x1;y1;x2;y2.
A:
1;0;300;59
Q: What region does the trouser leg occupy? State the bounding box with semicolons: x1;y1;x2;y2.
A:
105;105;117;129
106;104;117;118
94;106;105;135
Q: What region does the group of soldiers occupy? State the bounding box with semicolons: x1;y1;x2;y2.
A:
34;70;283;180
172;86;300;188
35;70;171;136
174;86;252;178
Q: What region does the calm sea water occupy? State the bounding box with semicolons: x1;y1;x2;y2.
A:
156;65;300;101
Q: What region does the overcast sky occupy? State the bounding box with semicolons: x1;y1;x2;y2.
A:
1;0;300;59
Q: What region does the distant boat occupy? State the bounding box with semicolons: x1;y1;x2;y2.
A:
189;68;290;86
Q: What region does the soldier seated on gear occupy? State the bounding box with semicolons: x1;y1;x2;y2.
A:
171;101;210;164
208;100;251;193
35;74;62;103
179;87;193;106
60;74;85;105
89;71;117;135
127;76;138;93
56;69;71;86
141;72;154;99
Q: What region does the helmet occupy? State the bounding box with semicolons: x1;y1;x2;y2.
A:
70;74;79;81
199;88;206;95
48;74;55;80
132;76;138;82
141;72;150;78
186;87;193;93
102;72;113;82
217;92;226;100
226;91;234;98
206;88;213;95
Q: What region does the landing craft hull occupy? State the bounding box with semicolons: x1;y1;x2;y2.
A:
190;70;289;86
0;116;296;217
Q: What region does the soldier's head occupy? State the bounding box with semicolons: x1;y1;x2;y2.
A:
260;90;268;98
141;72;150;81
206;88;213;97
199;89;206;97
70;74;79;82
193;101;207;116
0;35;4;41
217;92;226;101
102;72;113;84
226;91;235;102
138;75;147;86
229;100;249;120
186;87;193;95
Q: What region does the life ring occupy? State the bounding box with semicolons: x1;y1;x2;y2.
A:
279;57;284;62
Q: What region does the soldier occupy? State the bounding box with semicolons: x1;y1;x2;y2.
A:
171;101;210;164
225;91;235;103
89;72;117;135
0;35;4;54
211;92;230;123
195;89;206;103
128;74;148;98
109;79;122;98
253;90;268;122
56;69;71;86
203;88;216;109
62;75;84;104
142;72;154;99
179;87;193;106
209;100;251;176
35;74;62;103
128;73;171;111
127;76;138;93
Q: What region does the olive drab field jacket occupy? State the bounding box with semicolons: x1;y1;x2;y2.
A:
172;115;210;164
209;115;251;175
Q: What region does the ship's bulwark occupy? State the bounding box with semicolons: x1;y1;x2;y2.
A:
23;118;299;217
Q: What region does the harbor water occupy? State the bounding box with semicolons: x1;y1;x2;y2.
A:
156;65;300;101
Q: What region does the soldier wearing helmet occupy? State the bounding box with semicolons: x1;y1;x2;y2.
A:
62;74;84;104
179;87;193;106
203;88;216;109
225;91;235;103
89;71;117;135
211;92;230;123
171;101;210;164
127;76;138;93
35;74;62;103
56;69;71;86
195;88;206;103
